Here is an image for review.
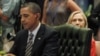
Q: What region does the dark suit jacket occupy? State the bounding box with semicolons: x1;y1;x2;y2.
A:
9;24;59;56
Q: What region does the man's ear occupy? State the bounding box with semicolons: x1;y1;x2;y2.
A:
36;13;41;20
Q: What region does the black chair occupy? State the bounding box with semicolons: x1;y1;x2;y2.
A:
54;24;92;56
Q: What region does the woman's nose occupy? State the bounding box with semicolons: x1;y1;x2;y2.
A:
75;21;80;25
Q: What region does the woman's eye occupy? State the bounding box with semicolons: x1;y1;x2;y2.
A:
72;19;76;22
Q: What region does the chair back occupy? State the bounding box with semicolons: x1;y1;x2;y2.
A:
54;24;92;56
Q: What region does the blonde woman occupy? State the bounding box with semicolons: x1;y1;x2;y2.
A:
67;11;88;28
67;11;96;56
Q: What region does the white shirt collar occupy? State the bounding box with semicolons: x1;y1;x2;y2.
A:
28;22;41;36
28;22;41;42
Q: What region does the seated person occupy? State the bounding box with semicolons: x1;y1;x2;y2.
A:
6;2;59;56
67;11;96;56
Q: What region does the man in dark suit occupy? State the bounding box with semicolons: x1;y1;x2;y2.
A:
14;0;45;33
6;2;59;56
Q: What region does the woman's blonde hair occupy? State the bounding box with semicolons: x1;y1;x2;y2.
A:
67;11;88;28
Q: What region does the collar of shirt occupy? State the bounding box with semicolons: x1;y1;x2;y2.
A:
28;22;41;42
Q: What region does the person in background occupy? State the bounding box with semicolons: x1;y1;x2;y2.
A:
88;2;100;41
67;11;96;56
6;2;59;56
89;2;100;56
42;0;82;26
0;0;20;52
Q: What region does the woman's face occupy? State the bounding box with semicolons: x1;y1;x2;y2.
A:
71;13;85;28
